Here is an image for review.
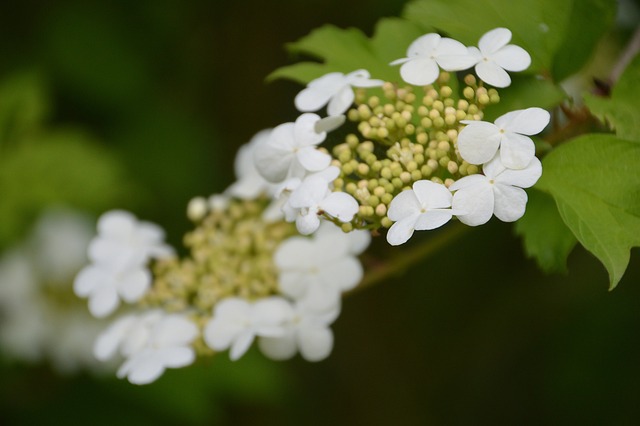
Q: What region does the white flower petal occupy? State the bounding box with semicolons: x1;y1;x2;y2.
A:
414;210;453;230
296;212;321;235
449;174;487;192
499;133;536;169
315;115;345;133
407;33;441;56
229;330;254;361
387;190;421;221
278;271;309;300
319;192;358;222
493;184;528;222
294;113;325;146
478;28;512;55
451;183;494;226
319;257;363;292
73;265;104;297
412;180;452;209
295;86;334;113
457;121;501;165
436;53;478;72
88;285;120;318
258;332;297;361
153;316;199;348
298;326;334;362
386;213;420;246
493;45;531;71
475;61;511;87
296;147;331;172
93;315;137;360
496;107;550;135
400;57;440;86
157;346;195;369
496;156;542;188
327;86;354;116
118;268;151;303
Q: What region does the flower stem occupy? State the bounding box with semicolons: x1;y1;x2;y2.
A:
352;222;470;295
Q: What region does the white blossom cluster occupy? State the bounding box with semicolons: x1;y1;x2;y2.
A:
0;208;115;374
76;26;550;385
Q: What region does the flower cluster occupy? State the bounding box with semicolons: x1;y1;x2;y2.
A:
77;26;550;384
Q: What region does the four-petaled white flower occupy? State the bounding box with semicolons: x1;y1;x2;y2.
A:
457;107;550;170
287;168;359;235
391;33;477;86
258;300;340;362
94;310;199;385
274;224;364;311
295;69;384;116
74;264;151;318
253;113;334;183
467;28;531;88
203;297;293;361
74;210;174;318
386;180;462;246
450;154;542;226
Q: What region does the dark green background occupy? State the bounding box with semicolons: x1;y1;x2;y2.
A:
0;0;638;424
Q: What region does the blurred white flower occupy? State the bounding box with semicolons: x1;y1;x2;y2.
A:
0;208;115;374
75;210;174;318
94;310;199;385
295;69;383;116
467;28;531;88
274;223;364;311
203;297;293;361
253;113;332;183
259;299;339;362
226;129;278;199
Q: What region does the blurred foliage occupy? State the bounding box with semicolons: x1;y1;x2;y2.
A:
0;0;638;424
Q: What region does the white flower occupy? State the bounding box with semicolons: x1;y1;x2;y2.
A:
315;221;371;256
287;168;358;235
88;210;174;270
295;69;384;116
274;225;364;310
391;33;477;86
203;297;293;361
74;264;151;318
94;311;199;385
450;154;542;226
258;300;339;362
457;107;550;169
226;129;277;199
467;28;531;88
253;113;334;183
386;180;461;246
75;210;174;318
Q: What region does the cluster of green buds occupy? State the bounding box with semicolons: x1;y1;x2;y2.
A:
141;197;296;317
330;72;500;232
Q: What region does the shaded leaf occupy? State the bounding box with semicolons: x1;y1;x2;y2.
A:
515;189;577;273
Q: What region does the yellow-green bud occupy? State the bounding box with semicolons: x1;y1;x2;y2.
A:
381;217;393;228
381;193;393;205
368;96;380;108
463;87;475;99
464;74;476;86
411;169;422;181
375;203;387;217
341;222;353;232
447;161;459;174
358;104;372;120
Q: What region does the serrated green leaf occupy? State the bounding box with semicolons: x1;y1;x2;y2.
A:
403;0;571;74
515;189;577;273
535;134;640;288
483;74;566;121
267;18;423;84
584;55;640;142
551;0;616;82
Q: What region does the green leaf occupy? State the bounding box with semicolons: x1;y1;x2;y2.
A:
551;0;616;81
515;189;577;273
403;0;571;73
0;72;50;146
535;134;640;288
584;55;640;142
0;130;134;246
267;18;423;84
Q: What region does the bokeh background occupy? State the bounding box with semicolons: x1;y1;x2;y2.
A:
0;0;638;424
